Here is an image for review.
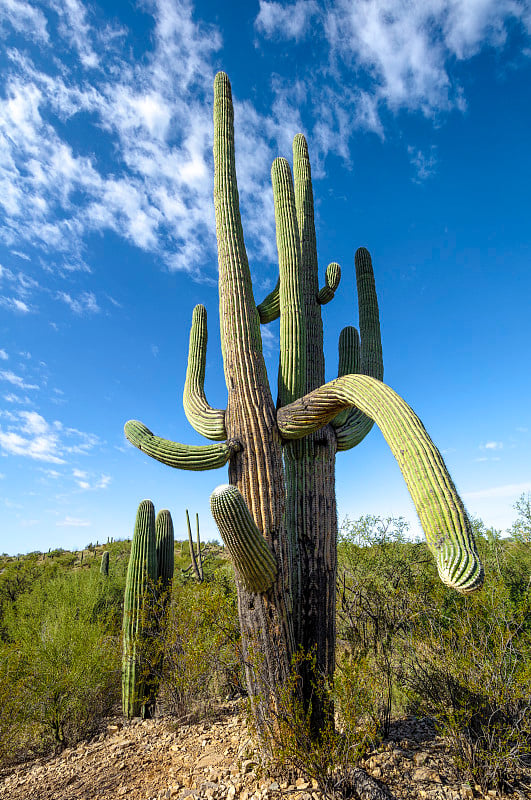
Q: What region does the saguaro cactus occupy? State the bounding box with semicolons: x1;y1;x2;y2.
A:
122;499;158;719
155;509;174;592
125;73;483;748
100;550;109;577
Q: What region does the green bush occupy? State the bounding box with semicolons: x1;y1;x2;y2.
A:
2;568;121;757
155;577;242;720
401;583;531;791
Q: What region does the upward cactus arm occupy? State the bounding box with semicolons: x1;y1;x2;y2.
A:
277;374;484;593
272;156;307;406
317;262;341;305
183;304;227;441
124;420;240;471
331;247;384;447
257;278;280;323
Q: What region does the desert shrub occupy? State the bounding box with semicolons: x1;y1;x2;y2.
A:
336;515;436;734
401;581;531;792
3;569;121;757
249;649;380;799
155;577;242;720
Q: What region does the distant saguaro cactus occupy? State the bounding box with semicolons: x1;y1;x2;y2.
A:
125;73;483;750
184;510;204;582
122;500;158;719
155;509;174;592
100;550;109;577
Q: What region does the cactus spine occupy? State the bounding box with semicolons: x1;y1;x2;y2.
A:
125;72;483;750
122;500;158;719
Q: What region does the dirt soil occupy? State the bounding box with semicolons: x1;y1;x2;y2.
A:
0;704;528;800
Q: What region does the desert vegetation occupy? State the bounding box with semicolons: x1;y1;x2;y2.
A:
0;498;529;795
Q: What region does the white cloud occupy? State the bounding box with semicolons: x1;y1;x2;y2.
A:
0;409;100;464
0;349;7;360
56;516;91;527
254;0;531;154
0;0;49;43
57;290;100;315
256;0;319;41
0;370;39;390
408;145;438;182
483;440;503;450
464;481;531;501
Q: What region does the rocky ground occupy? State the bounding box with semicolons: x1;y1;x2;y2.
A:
0;705;528;800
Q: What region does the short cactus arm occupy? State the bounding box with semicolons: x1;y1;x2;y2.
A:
317;262;341;305
183;304;227;441
257;278;280;323
333;326;360;427
332;247;384;448
124;420;240;471
210;484;278;593
277;374;484;593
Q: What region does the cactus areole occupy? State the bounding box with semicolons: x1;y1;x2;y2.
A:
125;72;484;749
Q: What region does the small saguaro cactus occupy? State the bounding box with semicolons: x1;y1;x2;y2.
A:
183;509;204;582
122;499;158;719
100;550;109;577
124;73;483;750
155;509;174;593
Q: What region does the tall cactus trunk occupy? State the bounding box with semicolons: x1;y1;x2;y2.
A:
213;74;294;743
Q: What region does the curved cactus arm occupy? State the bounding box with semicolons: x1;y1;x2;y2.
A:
277;374;484;593
257;278;280;323
331;247;384;447
124;420;240;471
317;262;341;305
210;484;278;593
183;304;227;441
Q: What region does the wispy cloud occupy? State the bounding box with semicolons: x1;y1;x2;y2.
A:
464;481;531;501
0;410;100;463
57;291;100;315
483;440;503;450
56;515;91;527
255;0;531;149
72;468;111;490
0;350;8;360
0;370;39;390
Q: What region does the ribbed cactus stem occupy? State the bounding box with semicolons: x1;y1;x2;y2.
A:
100;550;109;576
155;509;174;591
122;500;158;719
333;326;361;427
272;156;306;407
278;374;484;593
257;278;280;323
183;304;227;441
124;420;240;471
317;262;341;304
210;484;278;593
185;509;203;582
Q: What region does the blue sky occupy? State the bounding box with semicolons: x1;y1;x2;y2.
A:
0;0;530;555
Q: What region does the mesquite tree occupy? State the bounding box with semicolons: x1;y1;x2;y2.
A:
125;72;483;747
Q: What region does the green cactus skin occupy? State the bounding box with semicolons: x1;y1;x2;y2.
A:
257;278;280;323
277;374;483;593
183;304;227;441
185;509;203;582
124;420;239;470
122;500;158;719
317;262;341;304
100;550;109;577
124;72;483;750
155;509;174;591
210;484;278;593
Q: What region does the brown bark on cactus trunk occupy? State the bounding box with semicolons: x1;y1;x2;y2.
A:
214;71;294;750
